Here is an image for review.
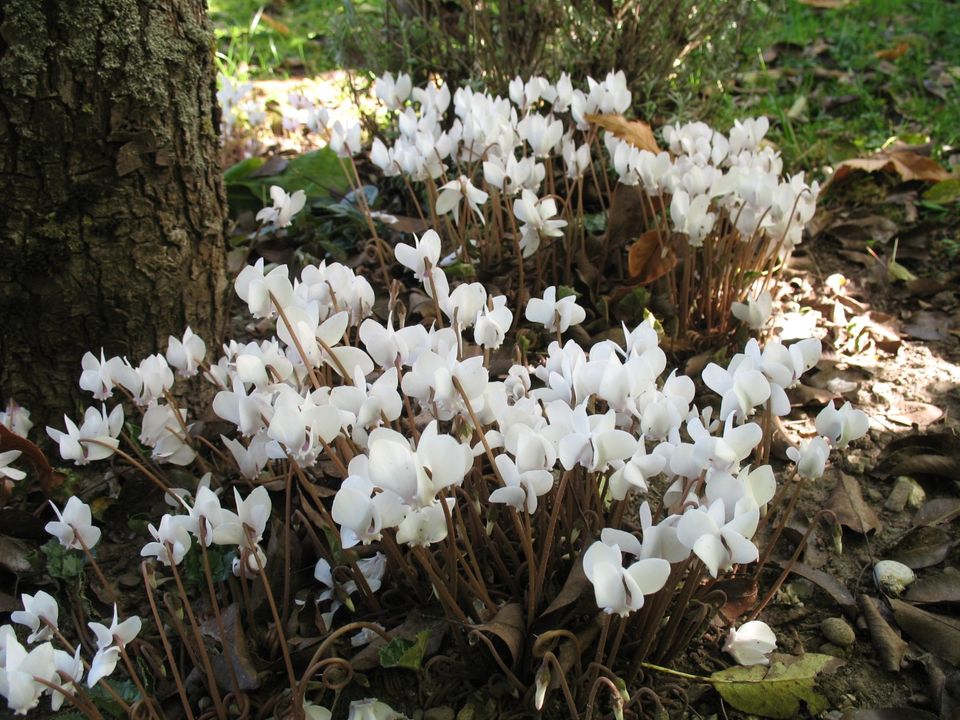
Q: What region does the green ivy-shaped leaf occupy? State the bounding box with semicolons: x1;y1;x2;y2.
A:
379;630;431;670
42;539;85;580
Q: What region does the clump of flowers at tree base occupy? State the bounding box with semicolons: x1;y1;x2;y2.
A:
0;73;861;720
298;71;819;345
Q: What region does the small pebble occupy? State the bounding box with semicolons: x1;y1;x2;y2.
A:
875;560;916;596
821;617;856;646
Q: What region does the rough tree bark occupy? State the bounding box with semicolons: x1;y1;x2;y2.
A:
0;0;227;426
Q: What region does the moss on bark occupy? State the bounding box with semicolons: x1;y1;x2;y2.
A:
0;0;228;426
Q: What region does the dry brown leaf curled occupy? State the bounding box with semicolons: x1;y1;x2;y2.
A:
859;594;908;671
585;113;660;153
890;598;960;665
828;473;883;534
827;150;951;188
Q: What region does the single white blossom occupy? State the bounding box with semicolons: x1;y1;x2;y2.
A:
723;620;777;666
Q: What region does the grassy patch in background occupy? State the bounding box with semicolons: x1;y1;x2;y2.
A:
209;0;380;77
718;0;960;171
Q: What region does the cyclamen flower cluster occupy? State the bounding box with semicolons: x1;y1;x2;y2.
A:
358;71;818;263
21;140;856;714
0;598;140;714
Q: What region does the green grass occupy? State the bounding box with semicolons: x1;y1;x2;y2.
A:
208;0;377;78
712;0;960;172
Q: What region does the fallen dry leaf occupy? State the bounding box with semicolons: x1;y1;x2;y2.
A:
902;311;954;341
471;603;524;668
606;183;648;247
784;562;857;616
788;383;837;408
828;473;882;534
874;42;911;61
860;594;908;671
201;604;261;690
886;401;944;428
827;149;951;188
627;229;678;283
827;214;899;245
712;576;759;622
0;535;35;575
877;432;960;479
585;114;660;153
906;567;960;604
913;498;960;527
0;425;62;496
540;555;590;617
890;598;960;665
889;526;955;569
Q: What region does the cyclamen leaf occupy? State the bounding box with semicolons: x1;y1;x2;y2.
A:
42;539;86;579
711;653;841;719
379;630;430;670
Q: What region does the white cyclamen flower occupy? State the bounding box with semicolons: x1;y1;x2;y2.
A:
256;185;306;228
0;451;24;482
525;286;585;335
723;620;777;666
815;401;869;449
676;498;759;578
11;592;59;644
141;514;193;566
87;606;142;687
435;175;488;225
374;71;412;110
785;436;830;480
0;635;56;715
166;326;206;377
45;497;101;551
583;534;670;617
488;454;554;514
0;400;32;438
46;404;123;465
395;229;442;283
731;291;773;330
347;697;407;720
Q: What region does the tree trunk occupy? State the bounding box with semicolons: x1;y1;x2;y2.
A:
0;0;227;427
